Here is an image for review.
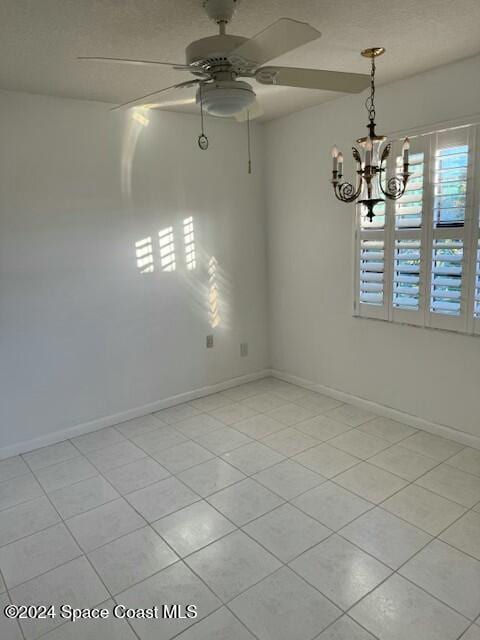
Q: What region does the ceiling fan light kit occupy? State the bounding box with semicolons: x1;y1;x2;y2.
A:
330;47;411;222
196;80;255;117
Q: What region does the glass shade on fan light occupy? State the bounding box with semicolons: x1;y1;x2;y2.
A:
197;81;256;117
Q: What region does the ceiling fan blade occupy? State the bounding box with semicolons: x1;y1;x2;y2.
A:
78;56;190;69
234;100;264;122
255;66;371;93
110;79;199;111
229;18;321;67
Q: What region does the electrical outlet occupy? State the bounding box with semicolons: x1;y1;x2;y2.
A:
206;335;214;348
240;342;248;357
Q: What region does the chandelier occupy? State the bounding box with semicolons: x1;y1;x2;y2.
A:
331;47;410;222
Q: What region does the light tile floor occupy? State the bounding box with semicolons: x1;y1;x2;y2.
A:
0;377;479;640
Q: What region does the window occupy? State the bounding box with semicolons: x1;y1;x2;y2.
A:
354;122;479;335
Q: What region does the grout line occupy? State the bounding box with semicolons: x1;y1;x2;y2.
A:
0;565;27;640
5;486;116;639
21;452;82;475
28;461;144;640
2;378;480;640
457;623;480;640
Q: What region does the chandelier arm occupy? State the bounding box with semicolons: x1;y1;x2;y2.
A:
334;174;363;202
378;174;409;200
378;144;410;200
332;146;363;203
334;181;362;203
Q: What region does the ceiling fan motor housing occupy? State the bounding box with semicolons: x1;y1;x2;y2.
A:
186;34;247;68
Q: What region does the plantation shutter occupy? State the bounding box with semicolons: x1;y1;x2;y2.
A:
356;199;388;320
474;239;480;333
390;136;429;325
472;150;480;335
425;127;474;332
354;122;480;335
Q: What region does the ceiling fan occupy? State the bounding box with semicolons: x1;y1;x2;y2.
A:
79;0;371;121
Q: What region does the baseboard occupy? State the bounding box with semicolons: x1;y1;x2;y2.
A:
270;368;480;450
0;369;270;459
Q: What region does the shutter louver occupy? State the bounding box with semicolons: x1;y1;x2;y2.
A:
430;239;463;315
359;239;384;305
357;195;387;319
391;146;426;323
393;239;421;310
395;153;424;229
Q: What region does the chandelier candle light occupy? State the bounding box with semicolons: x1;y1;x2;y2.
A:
331;47;410;222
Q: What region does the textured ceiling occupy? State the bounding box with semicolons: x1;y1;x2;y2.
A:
1;0;480;121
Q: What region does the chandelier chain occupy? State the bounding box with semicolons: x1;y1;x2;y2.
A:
365;58;376;126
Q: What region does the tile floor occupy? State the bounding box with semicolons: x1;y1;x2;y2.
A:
0;377;480;640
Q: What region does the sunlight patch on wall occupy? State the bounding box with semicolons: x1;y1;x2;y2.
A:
208;256;221;328
183;216;196;271
135;236;154;273
121;108;150;201
159;226;176;272
135;217;199;275
132;109;150;127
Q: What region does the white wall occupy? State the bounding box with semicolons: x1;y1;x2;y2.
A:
265;54;480;440
0;91;268;454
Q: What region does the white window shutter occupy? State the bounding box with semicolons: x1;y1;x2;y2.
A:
426;127;473;332
354;122;480;336
359;238;385;304
430;238;464;315
474;240;480;333
391;138;428;325
356;199;389;319
393;239;422;309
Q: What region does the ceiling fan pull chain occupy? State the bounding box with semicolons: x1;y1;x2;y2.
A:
247;110;252;174
198;84;209;150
